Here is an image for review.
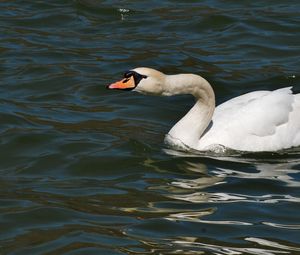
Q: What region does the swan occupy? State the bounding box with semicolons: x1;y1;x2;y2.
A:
107;67;300;152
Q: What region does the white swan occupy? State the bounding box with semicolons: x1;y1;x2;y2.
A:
108;67;300;152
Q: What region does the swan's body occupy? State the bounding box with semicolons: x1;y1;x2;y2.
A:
108;67;300;152
172;87;300;152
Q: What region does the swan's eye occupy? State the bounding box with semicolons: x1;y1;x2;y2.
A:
124;71;134;78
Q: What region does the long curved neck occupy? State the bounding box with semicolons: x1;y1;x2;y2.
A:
165;73;215;149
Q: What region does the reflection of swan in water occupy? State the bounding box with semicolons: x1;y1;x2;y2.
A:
150;156;299;225
136;155;300;225
117;154;300;255
142;151;300;204
166;159;300;205
123;157;300;254
151;160;300;255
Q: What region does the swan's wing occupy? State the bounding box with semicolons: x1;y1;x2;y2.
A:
231;87;294;136
205;87;300;151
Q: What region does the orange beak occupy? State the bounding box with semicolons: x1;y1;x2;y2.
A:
107;76;135;90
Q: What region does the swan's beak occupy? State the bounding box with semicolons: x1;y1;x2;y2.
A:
107;76;135;90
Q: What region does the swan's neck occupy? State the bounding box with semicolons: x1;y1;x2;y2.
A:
165;74;215;149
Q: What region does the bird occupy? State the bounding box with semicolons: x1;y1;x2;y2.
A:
107;67;300;152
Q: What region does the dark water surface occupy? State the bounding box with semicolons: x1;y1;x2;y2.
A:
1;1;300;254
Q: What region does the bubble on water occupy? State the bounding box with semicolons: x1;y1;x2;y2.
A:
118;8;130;13
118;8;130;20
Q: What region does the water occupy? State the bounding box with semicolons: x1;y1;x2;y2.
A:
1;1;300;254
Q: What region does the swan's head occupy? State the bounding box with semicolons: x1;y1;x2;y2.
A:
107;67;165;95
